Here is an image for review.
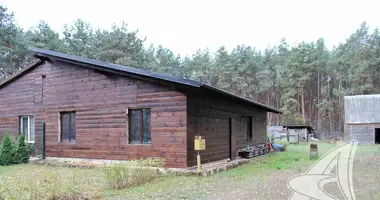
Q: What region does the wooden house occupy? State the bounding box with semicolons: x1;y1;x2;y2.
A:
0;47;281;168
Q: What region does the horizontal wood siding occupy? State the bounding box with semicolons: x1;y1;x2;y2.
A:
187;95;268;167
0;61;187;168
345;124;375;144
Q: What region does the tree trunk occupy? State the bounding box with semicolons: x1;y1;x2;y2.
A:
267;91;271;124
338;77;342;131
309;86;312;125
317;65;320;130
301;88;306;124
276;86;280;124
328;77;332;133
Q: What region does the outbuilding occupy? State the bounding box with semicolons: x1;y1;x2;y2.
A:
267;124;315;143
344;94;380;144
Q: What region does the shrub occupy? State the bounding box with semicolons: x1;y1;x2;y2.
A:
0;134;33;165
26;143;35;156
103;164;128;189
103;158;163;190
0;133;16;165
15;135;30;163
267;136;275;143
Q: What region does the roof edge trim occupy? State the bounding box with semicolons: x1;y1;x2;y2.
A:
201;84;282;113
0;60;45;89
29;47;202;87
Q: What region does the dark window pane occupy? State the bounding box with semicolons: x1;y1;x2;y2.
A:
70;112;76;143
130;110;141;143
143;109;151;143
61;113;70;142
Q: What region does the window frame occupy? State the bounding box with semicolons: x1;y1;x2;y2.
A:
60;111;76;144
128;108;151;144
19;116;35;143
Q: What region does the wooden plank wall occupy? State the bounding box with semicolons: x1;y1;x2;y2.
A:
187;95;268;167
0;61;187;168
345;124;375;144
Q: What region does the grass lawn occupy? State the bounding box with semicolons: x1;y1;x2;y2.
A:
1;142;379;200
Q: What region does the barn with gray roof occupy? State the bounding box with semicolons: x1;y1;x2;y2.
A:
344;94;380;144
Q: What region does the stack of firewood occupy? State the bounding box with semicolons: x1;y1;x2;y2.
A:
238;143;271;158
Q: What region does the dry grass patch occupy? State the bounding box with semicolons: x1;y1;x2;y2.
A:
0;165;104;200
0;158;165;200
103;158;164;190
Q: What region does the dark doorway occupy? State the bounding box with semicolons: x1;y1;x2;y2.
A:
375;128;380;144
229;118;232;160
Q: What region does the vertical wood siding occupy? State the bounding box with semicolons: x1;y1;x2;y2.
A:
0;61;187;168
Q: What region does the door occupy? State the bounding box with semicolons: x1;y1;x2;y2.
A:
375;128;380;144
229;118;236;160
229;118;232;159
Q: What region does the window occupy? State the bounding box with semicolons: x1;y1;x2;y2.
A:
129;108;151;144
60;112;76;143
20;116;35;143
243;117;253;139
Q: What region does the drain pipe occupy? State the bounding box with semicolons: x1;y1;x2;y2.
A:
42;121;46;160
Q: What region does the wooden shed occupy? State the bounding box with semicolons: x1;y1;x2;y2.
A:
0;47;281;168
267;124;314;143
344;94;380;144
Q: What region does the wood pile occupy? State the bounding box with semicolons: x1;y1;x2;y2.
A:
238;143;271;158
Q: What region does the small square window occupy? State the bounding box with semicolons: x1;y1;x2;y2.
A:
60;111;76;143
129;108;151;144
19;116;35;143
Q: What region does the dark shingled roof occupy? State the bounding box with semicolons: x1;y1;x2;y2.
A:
5;47;281;113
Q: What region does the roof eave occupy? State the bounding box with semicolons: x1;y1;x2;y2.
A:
201;84;282;114
0;60;45;89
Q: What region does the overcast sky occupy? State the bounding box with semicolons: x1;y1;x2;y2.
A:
1;0;379;56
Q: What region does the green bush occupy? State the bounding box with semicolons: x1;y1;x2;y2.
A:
15;135;30;163
0;133;16;165
0;133;33;166
103;164;128;189
26;142;35;156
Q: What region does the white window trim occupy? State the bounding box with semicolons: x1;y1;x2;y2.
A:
20;116;35;143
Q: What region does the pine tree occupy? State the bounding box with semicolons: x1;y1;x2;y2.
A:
15;134;29;163
0;133;15;165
